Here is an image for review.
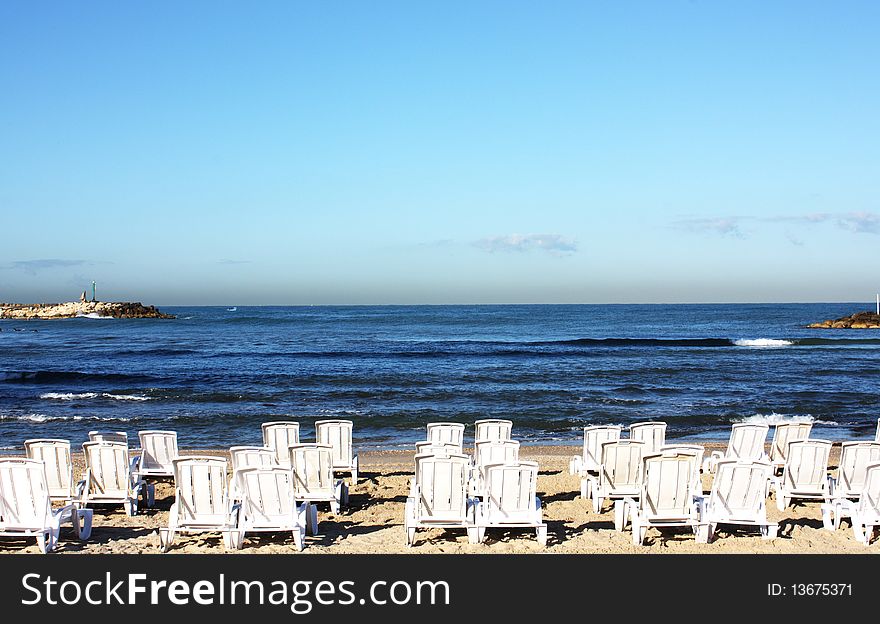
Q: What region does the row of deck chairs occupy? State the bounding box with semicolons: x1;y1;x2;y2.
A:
4;421;360;553
569;420;880;546
404;420;548;547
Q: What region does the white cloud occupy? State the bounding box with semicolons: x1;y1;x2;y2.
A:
671;217;746;238
4;259;88;275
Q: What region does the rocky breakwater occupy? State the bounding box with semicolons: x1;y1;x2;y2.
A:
0;301;175;320
807;311;880;329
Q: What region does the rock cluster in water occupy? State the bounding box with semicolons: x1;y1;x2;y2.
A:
0;301;175;320
807;311;880;329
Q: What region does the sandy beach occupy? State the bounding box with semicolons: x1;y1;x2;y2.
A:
1;442;876;555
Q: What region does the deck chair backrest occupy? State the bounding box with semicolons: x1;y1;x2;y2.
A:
710;459;773;519
426;423;465;449
88;431;128;445
414;441;462;455
640;450;698;519
24;439;73;501
769;422;812;465
261;422;300;466
482;461;539;517
138;430;178;473
474;440;520;471
629;422;667;455
783;439;832;490
237;466;298;528
474;419;513;442
726;423;769;461
857;462;880;516
230;446;277;471
315;420;354;468
0;459;51;530
172;457;230;526
288;444;336;498
837;442;880;496
82;441;131;497
582;425;623;472
413;452;471;523
600;440;645;491
660;444;705;490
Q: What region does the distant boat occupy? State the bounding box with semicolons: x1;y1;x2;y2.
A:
227;307;237;312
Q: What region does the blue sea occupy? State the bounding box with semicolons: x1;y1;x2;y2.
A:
2;303;879;451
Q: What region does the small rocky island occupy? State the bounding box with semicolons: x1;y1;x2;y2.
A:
0;301;174;320
807;311;880;329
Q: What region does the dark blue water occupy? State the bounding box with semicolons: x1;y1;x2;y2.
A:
2;304;879;450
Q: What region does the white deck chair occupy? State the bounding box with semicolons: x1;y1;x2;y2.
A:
315;419;359;485
425;422;465;452
583;439;645;514
24;439;85;505
261;421;301;468
288;444;348;514
659;444;706;496
133;430;179;480
838;461;880;545
704;423;770;473
0;458;91;552
701;459;778;542
473;419;513;442
769;422;813;475
619;449;707;545
234;466;315;551
404;450;478;546
471;440;520;496
628;421;667;455
159;456;238;552
88;431;128;445
569;424;622;478
80;441;154;516
771;439;832;511
473;460;546;546
820;441;880;530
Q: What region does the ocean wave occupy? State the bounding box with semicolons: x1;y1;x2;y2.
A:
0;412;133;422
736;413;839;426
75;313;115;319
733;338;794;348
39;392;151;401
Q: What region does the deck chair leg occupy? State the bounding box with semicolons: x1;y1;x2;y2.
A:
159;528;174;552
706;522;716;543
74;509;93;541
631;519;642;546
821;504;835;531
125;498;137;516
695;523;709;544
222;530;236;551
145;483;156;508
293;528;304;551
761;523;778;539
536;525;547;547
613;500;626;531
405;527;416;546
593;495;602;514
776;496;787;512
467;526;480;544
36;532;49;554
307;504;319;535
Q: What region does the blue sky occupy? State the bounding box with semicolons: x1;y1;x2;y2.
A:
1;1;878;305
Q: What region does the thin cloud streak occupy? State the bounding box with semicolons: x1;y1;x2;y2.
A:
474;234;578;255
4;259;88;275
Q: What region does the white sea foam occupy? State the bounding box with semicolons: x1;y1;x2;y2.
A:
737;413;839;426
75;313;115;319
40;392;99;400
40;392;150;401
733;338;794;348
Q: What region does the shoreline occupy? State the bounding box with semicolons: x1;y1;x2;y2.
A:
3;441;874;555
